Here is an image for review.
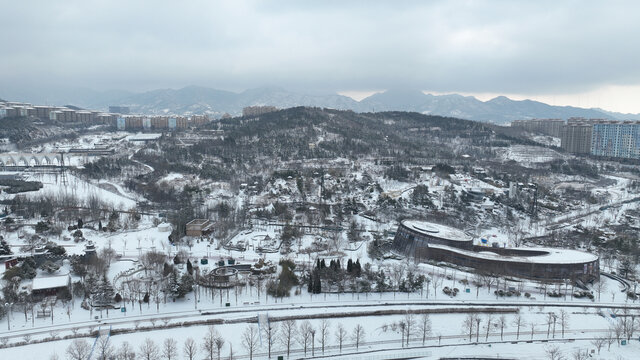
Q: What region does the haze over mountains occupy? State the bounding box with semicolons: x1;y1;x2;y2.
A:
6;86;640;123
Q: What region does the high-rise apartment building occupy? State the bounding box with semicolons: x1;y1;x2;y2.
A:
561;122;593;154
511;118;565;137
591;122;640;159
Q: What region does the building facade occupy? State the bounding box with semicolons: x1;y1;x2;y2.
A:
109;106;130;114
591;122;640;159
242;106;277;117
511;119;565;137
561;123;593;154
186;219;214;237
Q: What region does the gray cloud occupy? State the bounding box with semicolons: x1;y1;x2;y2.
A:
1;1;640;102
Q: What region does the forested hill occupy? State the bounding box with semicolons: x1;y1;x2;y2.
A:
112;106;544;206
212;107;534;160
134;107;533;180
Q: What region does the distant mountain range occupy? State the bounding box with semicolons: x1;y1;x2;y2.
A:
4;86;640;123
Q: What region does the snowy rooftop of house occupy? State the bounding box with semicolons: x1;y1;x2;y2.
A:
187;219;210;226
402;220;473;242
429;243;598;265
31;274;70;290
126;133;162;141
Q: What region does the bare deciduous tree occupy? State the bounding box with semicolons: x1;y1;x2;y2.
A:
262;321;278;359
544;345;565;360
319;319;331;354
418;314;432;345
391;264;405;297
352;324;365;350
242;325;260;360
431;274;443;299
484;314;494;341
613;320;624;346
571;348;588;360
498;315;507;341
280;319;297;358
183;338;198;360
65;339;91;360
462;313;477;342
214;335;225;360
404;313;416;346
95;336;114;360
336;324;348;353
139;338;160;360
530;321;536;340
545;312;556;338
472;273;483;299
118;341;136;360
162;338;178;360
558;310;569;338
512;314;525;340
591;337;606;354
298;320;314;356
606;327;615;350
594;280;607;301
202;326;220;360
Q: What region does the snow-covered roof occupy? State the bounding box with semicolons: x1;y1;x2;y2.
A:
429;243;598;265
126;133;162;141
402;220;473;242
31;274;70;290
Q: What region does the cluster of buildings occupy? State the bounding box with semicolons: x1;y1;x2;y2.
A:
115;114;210;130
511;118;565;137
0;100;211;130
108;105;130;114
512;117;640;160
0;101;117;124
242;105;278;117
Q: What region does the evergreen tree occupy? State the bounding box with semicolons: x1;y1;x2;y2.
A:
169;270;180;298
376;270;387;292
187;259;193;275
0;238;12;255
313;270;322;294
163;263;173;277
177;273;194;297
85;272;99;297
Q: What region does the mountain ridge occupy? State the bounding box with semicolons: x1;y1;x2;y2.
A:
4;86;639;123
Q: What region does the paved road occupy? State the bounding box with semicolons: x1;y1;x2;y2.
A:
2;298;637;340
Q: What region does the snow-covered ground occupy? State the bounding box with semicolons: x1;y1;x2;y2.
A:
0;172;138;210
495;145;568;167
3;139;640;359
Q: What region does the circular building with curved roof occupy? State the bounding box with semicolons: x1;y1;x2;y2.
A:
393;219;599;282
393;220;474;257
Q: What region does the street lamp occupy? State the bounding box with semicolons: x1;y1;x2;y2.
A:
4;302;12;331
194;284;199;310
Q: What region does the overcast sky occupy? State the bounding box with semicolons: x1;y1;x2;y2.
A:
2;1;640;113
